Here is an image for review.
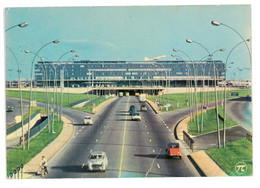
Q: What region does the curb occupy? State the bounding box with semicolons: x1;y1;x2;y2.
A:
146;99;160;114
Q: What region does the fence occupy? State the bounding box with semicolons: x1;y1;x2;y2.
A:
24;112;53;141
7;110;41;135
183;131;195;151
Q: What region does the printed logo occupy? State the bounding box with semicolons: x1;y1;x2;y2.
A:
235;162;247;174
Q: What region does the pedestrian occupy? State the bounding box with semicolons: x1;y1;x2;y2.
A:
40;156;48;176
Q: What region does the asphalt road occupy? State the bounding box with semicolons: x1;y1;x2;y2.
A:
6;98;29;127
39;96;199;178
226;97;252;132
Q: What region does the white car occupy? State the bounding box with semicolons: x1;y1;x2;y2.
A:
86;151;108;172
131;113;141;121
83;116;93;125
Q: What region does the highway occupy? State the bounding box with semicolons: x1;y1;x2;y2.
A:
39;96;200;178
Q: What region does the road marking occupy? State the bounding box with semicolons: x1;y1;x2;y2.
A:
147;132;149;134
79;129;82;132
145;125;147;128
157;163;160;169
104;125;106;128
100;131;103;134
153;149;155;153
171;133;174;135
90;149;93;153
119;96;130;178
82;126;85;129
169;129;171;132
149;139;152;143
96;139;98;143
76;132;78;135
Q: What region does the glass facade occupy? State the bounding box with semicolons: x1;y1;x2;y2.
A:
35;60;225;87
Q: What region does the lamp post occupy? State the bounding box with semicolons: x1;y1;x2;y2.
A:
222;39;250;147
173;49;194;122
27;39;59;150
6;46;25;150
186;39;222;147
211;20;251;63
5;22;28;32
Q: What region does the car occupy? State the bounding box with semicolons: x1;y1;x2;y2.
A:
6;105;14;112
165;143;182;159
140;104;147;111
86;151;108;172
246;95;252;101
129;105;137;115
83;116;93;125
131;113;141;121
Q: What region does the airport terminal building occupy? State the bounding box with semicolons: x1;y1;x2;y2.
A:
34;60;225;88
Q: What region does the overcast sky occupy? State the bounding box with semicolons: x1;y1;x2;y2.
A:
5;5;251;80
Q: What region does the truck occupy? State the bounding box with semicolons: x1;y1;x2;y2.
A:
119;92;123;97
139;94;146;103
126;92;130;96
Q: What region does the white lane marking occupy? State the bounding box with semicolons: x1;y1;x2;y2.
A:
149;139;152;143
153;149;155;153
96;139;98;143
166;126;169;128
90;149;93;153
82;126;85;129
147;132;149;134
104;125;106;128
100;131;103;134
76;132;79;135
157;163;160;169
171;133;174;135
169;129;171;132
79;129;82;132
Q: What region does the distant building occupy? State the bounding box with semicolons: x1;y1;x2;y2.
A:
34;60;225;87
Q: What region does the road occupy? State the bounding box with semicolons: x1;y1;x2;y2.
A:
39;96;199;178
6;98;29;127
226;97;252;132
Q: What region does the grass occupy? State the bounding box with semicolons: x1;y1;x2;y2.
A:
148;88;251;112
188;107;237;136
6;90;100;108
6;115;63;176
206;138;252;176
74;97;112;113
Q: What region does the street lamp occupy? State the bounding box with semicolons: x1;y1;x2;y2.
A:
27;39;59;150
211;20;251;63
186;39;221;147
5;22;28;32
6;46;25;150
222;39;250;147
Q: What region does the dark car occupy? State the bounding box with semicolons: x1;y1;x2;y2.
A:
140;104;147;111
6;105;14;112
246;95;252;101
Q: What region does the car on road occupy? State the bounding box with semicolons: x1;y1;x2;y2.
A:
86;151;108;172
129;105;137;115
83;116;93;125
140;104;147;111
6;105;14;112
246;95;252;101
131;113;141;121
165;143;182;159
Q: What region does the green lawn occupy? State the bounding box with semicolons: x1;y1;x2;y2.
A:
188;107;237;136
206;138;252;176
6;90;99;108
6;116;63;176
148;88;251;112
74;97;112;113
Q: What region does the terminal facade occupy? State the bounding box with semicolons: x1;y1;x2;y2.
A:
34;60;225;88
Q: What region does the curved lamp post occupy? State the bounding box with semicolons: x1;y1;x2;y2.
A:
186;39;222;148
27;39;59;150
6;46;25;150
211;21;251;62
5;22;28;32
222;39;250;147
173;49;194;122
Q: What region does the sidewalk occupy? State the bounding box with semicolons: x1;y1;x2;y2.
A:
22;116;74;178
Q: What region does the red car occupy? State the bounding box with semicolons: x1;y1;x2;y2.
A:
165;143;182;159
